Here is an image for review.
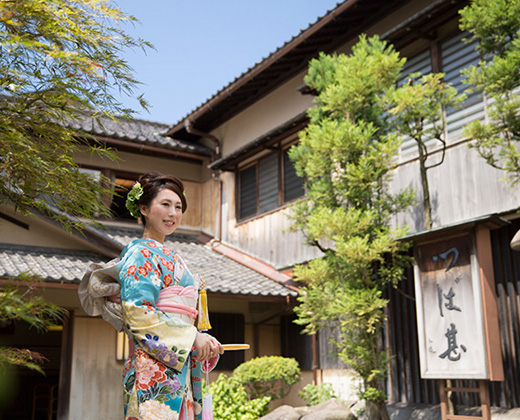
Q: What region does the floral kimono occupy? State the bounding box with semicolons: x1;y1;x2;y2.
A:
117;238;213;420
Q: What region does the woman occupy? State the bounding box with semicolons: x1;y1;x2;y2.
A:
119;171;223;420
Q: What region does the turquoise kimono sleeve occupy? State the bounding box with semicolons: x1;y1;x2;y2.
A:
119;245;197;372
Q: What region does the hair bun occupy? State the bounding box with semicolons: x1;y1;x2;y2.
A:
137;171;187;214
139;171;163;185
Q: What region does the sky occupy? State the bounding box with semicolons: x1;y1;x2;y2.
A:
115;1;340;125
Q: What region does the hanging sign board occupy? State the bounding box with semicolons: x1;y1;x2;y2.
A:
414;233;489;379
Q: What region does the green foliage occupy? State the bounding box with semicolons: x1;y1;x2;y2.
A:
459;0;520;184
0;274;67;373
299;383;337;406
385;72;464;142
233;356;301;400
289;35;414;417
208;374;271;420
304;35;404;128
0;0;147;375
384;72;466;229
0;0;152;229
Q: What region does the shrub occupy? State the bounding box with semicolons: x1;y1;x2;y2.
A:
233;356;301;400
299;383;337;406
208;373;271;420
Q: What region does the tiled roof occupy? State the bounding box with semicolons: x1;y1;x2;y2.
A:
0;225;296;298
0;245;104;283
105;225;297;297
67;113;213;156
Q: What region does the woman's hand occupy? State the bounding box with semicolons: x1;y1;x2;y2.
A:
193;332;224;362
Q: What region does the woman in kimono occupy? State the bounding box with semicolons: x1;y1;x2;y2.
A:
119;171;223;420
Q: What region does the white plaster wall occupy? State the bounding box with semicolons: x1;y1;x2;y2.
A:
74;148;208;183
0;204;104;251
201;177;219;237
68;317;124;420
220;171;235;244
213;74;314;157
320;369;361;405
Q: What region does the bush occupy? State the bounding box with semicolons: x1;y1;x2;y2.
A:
208;373;271;420
299;383;337;406
233;356;301;400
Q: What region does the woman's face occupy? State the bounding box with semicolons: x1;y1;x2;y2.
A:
140;188;183;243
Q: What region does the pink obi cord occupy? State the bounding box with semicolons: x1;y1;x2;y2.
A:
156;285;198;319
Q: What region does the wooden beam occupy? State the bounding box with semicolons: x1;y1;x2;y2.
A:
475;225;505;381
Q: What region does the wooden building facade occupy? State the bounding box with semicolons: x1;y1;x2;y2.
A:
2;0;520;418
165;0;520;410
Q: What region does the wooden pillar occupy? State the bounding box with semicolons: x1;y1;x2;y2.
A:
475;225;505;381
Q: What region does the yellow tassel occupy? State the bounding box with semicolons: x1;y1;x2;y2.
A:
197;289;212;331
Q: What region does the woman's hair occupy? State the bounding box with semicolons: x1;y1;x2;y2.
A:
137;172;187;225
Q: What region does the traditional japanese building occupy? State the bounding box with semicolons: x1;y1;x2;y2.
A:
164;0;520;412
2;0;520;418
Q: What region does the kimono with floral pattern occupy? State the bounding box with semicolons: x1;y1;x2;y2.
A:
118;238;208;420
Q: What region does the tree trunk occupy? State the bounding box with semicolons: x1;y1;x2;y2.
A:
365;400;390;420
417;142;432;230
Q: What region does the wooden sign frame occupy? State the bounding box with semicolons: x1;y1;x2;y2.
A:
413;224;504;381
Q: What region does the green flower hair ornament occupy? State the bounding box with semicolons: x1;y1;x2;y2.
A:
125;182;143;218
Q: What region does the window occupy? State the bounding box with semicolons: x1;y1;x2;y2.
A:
209;313;245;370
280;314;313;370
239;165;257;219
110;177;138;220
397;31;484;161
77;166;139;221
258;154;279;213
397;48;433;87
237;144;304;220
283;148;305;202
440;32;484;138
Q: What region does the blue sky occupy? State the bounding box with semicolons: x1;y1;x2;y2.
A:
116;1;339;124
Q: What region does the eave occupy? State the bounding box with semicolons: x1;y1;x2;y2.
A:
398;214;510;245
91;134;210;164
165;0;417;140
208;111;308;171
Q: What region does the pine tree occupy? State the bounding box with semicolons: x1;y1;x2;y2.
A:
289;35;414;420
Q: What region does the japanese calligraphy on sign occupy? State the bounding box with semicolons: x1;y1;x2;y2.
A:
414;234;489;379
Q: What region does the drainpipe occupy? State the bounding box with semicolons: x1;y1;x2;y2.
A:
184;119;221;157
211;170;223;242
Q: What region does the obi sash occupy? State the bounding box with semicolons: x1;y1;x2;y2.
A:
108;284;199;324
156;285;198;325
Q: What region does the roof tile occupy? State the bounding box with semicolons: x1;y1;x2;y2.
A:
0;226;296;298
68;114;213;156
